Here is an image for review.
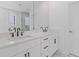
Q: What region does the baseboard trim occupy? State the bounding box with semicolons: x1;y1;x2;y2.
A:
68;53;79;57
51;50;58;57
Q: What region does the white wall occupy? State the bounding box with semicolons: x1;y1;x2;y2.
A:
49;1;71;55
0;7;22;33
34;1;49;31
0;1;33;12
0;8;9;33
68;2;79;56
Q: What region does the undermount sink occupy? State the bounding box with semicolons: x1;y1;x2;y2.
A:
25;35;32;37
22;35;33;39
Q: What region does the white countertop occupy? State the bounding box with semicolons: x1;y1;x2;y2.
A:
0;31;53;49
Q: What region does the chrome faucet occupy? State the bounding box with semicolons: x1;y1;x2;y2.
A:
17;27;20;37
40;26;48;32
21;29;24;36
16;27;24;36
9;27;24;37
8;27;16;37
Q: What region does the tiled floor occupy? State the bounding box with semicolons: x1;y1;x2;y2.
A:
52;50;77;57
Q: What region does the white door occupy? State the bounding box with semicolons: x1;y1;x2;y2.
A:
69;3;79;56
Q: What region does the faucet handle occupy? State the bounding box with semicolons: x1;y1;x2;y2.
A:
10;32;14;37
14;27;16;32
20;29;24;36
8;28;12;32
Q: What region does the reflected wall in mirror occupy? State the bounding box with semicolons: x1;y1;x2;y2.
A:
8;10;22;33
0;1;49;33
0;1;34;33
0;7;9;33
21;12;33;31
8;11;17;32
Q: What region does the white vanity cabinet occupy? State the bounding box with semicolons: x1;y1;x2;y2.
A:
0;38;40;57
28;44;40;57
49;35;57;57
40;35;57;57
14;44;40;57
13;38;40;57
40;36;50;57
13;50;29;57
0;33;57;57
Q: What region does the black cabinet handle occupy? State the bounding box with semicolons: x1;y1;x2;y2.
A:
44;45;48;49
24;52;30;57
54;39;56;44
28;52;30;57
46;55;48;57
24;54;27;57
43;38;48;40
69;30;72;33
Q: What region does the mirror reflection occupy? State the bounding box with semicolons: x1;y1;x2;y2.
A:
0;1;49;34
0;1;34;33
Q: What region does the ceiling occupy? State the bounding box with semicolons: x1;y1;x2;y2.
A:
0;1;34;12
0;1;76;12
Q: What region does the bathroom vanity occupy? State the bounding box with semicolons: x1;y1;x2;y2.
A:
0;31;57;57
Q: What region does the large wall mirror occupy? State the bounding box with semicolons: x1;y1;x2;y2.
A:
0;1;34;33
0;1;49;33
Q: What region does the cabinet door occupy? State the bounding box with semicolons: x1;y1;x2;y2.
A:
49;35;57;57
14;52;25;57
29;44;40;57
13;50;28;57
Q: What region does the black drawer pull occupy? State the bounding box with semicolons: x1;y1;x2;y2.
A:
24;52;30;57
43;38;48;40
24;54;27;57
54;39;56;44
44;46;48;49
28;52;30;57
46;55;48;57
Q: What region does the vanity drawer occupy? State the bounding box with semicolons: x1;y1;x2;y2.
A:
41;36;49;43
41;42;49;53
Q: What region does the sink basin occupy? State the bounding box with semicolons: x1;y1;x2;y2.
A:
8;35;33;41
25;35;32;37
22;35;32;39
